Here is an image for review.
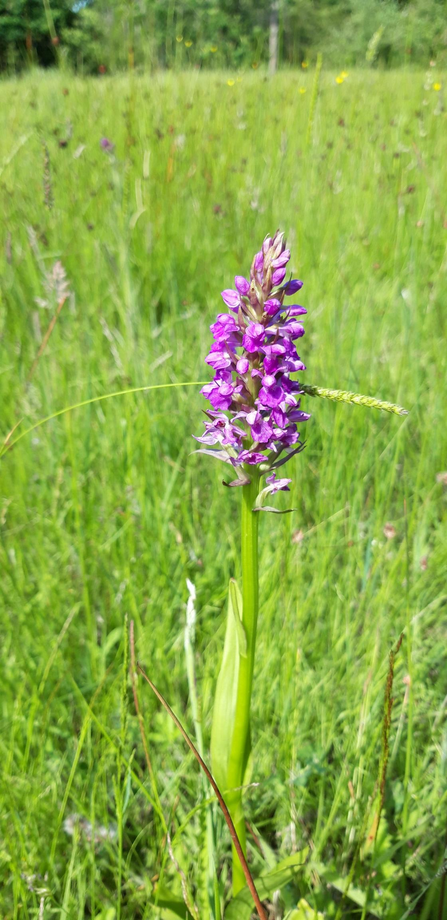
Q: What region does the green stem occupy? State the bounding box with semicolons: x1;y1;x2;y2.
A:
227;471;260;895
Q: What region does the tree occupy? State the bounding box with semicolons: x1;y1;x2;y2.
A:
0;0;75;69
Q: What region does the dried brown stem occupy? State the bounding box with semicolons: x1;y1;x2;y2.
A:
1;419;23;454
27;294;68;384
131;624;203;918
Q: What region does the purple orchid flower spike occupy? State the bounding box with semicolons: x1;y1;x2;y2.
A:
194;231;310;498
197;236;310;895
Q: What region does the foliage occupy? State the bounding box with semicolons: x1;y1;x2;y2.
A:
0;0;74;69
1;0;447;72
60;6;109;75
0;67;446;918
319;0;447;67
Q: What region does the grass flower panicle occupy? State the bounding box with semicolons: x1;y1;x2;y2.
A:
195;231;310;489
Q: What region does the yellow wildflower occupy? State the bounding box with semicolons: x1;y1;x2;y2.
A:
185;40;193;48
341;71;348;79
336;76;344;84
176;35;183;43
433;82;441;91
227;79;235;86
301;61;309;69
299;87;306;94
210;46;218;53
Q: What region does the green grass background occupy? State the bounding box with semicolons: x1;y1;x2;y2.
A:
0;67;446;918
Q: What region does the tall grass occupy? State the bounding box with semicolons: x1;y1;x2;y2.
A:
0;67;446;918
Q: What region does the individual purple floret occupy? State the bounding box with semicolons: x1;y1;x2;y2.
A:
194;231;311;487
100;137;115;153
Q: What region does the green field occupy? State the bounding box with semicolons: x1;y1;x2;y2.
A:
1;68;446;919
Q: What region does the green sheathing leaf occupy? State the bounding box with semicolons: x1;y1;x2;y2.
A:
210;579;246;794
225;850;309;920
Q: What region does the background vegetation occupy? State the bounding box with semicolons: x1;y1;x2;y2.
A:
1;0;447;73
0;64;446;917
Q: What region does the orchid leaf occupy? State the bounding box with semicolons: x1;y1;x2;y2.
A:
230;584;247;658
285;899;324;920
225;850;309;920
210;579;246;795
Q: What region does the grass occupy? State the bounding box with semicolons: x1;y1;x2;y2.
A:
0;66;446;919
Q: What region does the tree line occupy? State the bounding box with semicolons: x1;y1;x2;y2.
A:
0;0;446;73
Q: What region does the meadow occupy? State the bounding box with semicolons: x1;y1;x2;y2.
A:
0;66;446;919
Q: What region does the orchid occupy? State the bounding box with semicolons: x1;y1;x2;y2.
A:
195;233;408;900
196;232;311;895
195;231;310;491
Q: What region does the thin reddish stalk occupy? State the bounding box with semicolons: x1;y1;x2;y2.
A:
136;661;268;920
131;625;200;917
